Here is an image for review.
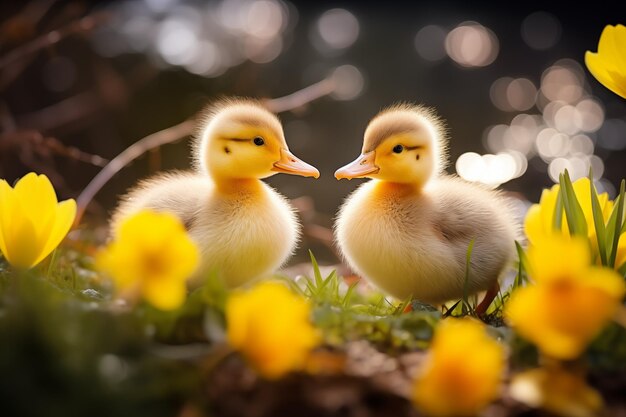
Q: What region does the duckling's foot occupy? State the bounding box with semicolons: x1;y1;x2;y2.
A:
475;282;500;316
403;302;414;314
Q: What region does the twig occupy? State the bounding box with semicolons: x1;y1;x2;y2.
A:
74;76;337;224
0;13;108;70
16;92;101;132
262;78;336;113
0;130;109;167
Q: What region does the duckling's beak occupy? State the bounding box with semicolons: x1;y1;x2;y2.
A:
272;148;320;178
335;151;379;180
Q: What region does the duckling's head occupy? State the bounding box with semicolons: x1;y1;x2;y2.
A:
194;98;319;181
335;104;447;187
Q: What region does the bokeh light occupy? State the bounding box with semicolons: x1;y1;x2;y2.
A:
313;8;360;52
575;99;604;132
456;151;525;187
521;11;561;50
94;0;293;77
445;22;498;68
503;78;538;111
540;59;585;103
414;25;448;61
156;18;199;66
330;65;365;100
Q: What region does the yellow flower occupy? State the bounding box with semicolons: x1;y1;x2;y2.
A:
412;318;505;417
506;236;625;360
585;24;626;99
97;210;199;310
509;366;603;417
524;177;611;244
226;282;320;379
524;177;626;269
0;173;76;269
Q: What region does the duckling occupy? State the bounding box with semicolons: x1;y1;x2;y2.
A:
334;104;516;308
112;98;319;287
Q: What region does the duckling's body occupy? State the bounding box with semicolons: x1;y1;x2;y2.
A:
113;174;298;286
335;104;516;305
336;176;515;303
111;99;319;287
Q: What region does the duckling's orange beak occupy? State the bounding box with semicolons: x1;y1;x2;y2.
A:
272;148;320;178
335;151;379;180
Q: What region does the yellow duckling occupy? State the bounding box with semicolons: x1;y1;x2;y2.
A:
334;104;516;308
112;98;319;287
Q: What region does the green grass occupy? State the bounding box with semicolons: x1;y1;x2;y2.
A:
2;169;626;416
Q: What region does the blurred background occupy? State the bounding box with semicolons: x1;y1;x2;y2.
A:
1;0;624;263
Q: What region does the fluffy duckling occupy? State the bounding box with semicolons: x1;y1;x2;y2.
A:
334;104;516;307
112;98;319;287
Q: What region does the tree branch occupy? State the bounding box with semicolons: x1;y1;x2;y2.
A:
74;76;337;224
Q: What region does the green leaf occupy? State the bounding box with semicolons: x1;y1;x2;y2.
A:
606;195;621;246
553;188;564;231
342;281;358;307
443;299;462;317
608;180;625;268
559;171;588;237
309;250;324;289
589;171;609;266
462;239;476;314
514;241;529;287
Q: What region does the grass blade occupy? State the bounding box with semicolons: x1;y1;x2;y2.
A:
443;299;462;317
553;188;564;231
514;241;528;286
342;281;358;307
462;239;476;315
559;171;588;237
609;180;625;267
606;194;621;245
589;171;609;266
309;250;324;289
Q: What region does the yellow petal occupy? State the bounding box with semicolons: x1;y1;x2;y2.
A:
605;67;626;98
97;210;199;311
585;52;626;99
527;236;590;283
161;230;200;280
226;282;319;379
524;204;543;245
13;173;58;228
601;196;613;222
34;199;76;266
506;268;623;360
0;178;44;268
585;266;626;299
2;214;41;269
509;367;603;417
412;318;504;417
598;25;626;70
143;277;186;310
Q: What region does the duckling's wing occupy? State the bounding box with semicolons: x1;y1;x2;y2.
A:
111;171;212;233
430;176;516;244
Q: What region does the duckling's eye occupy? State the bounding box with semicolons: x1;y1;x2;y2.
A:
392;145;404;154
253;137;265;146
